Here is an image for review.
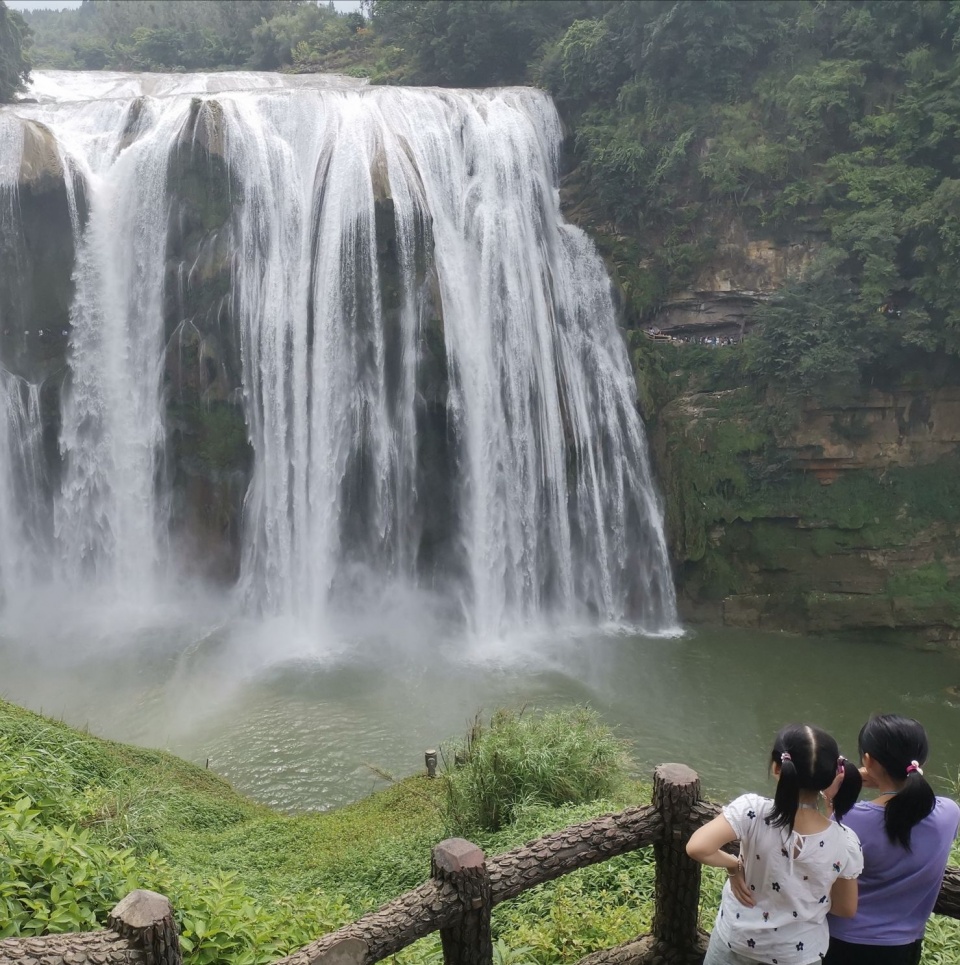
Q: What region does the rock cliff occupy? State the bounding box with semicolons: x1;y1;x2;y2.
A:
162;98;250;583
0;117;80;496
625;211;960;644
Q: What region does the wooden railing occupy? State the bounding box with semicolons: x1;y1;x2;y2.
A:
3;764;959;965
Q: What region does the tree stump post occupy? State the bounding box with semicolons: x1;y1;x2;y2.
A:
432;838;492;965
648;763;706;963
107;889;182;965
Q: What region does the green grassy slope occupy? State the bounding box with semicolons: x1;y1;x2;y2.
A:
0;699;660;964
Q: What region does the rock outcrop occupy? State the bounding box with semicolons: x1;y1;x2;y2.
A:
0;117;81;494
647;219;822;340
162;98;250;583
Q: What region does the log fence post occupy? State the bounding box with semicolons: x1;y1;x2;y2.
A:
431;838;492;965
107;889;182;965
648;763;706;963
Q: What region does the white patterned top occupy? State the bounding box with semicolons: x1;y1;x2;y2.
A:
711;793;863;964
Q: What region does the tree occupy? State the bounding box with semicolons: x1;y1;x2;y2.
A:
0;0;31;103
371;0;596;87
21;0;308;72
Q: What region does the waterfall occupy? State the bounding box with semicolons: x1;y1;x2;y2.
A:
1;72;677;636
53;99;182;591
0;371;46;605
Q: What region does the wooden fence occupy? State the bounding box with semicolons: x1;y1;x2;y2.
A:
2;763;959;965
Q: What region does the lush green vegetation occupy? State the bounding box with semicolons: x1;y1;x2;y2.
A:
19;0;371;74
368;0;960;398
6;4;960;949
0;0;30;102
0;699;669;964
19;0;960;396
442;707;631;834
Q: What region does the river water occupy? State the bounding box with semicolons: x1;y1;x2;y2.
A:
2;597;958;811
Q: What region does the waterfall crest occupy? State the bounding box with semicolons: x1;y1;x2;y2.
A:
1;71;677;636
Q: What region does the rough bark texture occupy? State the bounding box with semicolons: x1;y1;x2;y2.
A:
574;932;710;965
0;932;146;965
273;880;458;965
637;764;707;964
488;803;663;905
432;839;492;965
6;792;958;965
0;890;180;965
934;865;960;918
107;890;181;965
691;801;721;827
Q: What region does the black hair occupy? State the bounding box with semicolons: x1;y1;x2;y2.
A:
767;723;862;832
858;714;935;851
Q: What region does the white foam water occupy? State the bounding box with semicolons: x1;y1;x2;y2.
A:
1;71;677;636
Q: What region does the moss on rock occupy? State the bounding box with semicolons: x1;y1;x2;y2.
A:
639;341;960;641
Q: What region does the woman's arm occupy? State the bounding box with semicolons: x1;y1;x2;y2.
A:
687;813;755;907
829;878;858;918
686;814;740;872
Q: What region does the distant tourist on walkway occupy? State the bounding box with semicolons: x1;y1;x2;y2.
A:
687;723;863;965
824;714;960;965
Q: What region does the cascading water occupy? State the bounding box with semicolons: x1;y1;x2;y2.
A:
1;70;677;637
223;84;677;634
0;371;46;605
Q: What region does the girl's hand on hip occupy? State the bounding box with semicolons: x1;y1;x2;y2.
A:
729;868;755;907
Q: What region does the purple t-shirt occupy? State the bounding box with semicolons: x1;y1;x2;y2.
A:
828;797;960;945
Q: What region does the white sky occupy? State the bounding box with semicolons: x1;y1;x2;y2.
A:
7;0;364;11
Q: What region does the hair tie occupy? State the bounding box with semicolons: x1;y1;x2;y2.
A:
780;751;792;763
906;760;924;776
837;755;846;775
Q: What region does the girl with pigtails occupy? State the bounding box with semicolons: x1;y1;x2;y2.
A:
686;723;864;965
824;714;960;965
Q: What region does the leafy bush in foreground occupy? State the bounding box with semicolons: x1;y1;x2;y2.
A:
441;707;631;834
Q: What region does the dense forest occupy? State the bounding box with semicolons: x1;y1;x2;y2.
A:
11;0;372;74
373;0;960;401
0;0;29;101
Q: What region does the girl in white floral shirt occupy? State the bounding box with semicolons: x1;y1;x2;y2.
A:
687;723;864;965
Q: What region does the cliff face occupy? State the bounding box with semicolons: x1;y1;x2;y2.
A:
0;118;80;497
162;98;251;583
648;381;960;639
627;211;960;644
647;218;823;342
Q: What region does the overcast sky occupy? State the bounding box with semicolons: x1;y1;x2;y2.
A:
7;0;364;11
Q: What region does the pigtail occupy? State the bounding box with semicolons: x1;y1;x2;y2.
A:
768;749;801;831
830;758;863;823
859;714;936;851
766;723;857;831
884;764;935;850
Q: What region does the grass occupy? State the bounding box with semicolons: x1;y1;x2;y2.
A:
442;707;632;834
0;699;657;965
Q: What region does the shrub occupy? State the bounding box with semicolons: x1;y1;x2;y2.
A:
0;734;142;937
441;707;631;834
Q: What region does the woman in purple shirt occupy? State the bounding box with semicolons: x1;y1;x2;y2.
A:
825;714;960;965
